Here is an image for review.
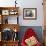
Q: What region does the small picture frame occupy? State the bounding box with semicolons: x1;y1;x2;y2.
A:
2;10;9;15
23;8;37;20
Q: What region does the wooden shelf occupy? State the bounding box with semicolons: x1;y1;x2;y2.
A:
0;40;19;46
0;7;19;15
0;7;19;24
0;24;20;32
0;7;19;46
2;40;19;42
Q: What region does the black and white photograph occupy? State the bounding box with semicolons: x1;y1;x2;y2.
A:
23;8;37;20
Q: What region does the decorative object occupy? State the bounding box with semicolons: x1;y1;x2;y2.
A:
2;28;13;41
1;28;18;41
5;18;8;24
2;16;8;24
13;32;18;41
2;10;9;15
15;0;17;7
9;10;18;15
23;8;37;20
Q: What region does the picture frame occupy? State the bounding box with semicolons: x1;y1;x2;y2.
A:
2;10;9;15
23;8;37;20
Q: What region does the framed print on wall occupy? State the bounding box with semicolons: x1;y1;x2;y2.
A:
23;8;37;20
2;10;9;15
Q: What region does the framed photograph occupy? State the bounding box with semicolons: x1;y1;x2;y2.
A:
2;10;9;15
23;8;37;20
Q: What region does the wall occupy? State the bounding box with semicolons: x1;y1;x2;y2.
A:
18;0;44;26
0;0;44;26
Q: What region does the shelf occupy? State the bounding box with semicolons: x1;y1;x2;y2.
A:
0;7;19;46
2;41;19;45
1;40;19;46
0;7;19;24
2;40;19;43
0;7;19;15
0;24;20;32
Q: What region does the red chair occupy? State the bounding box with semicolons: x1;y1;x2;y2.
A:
21;28;41;46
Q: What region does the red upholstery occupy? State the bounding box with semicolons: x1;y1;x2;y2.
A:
21;28;41;46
